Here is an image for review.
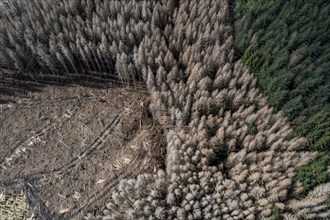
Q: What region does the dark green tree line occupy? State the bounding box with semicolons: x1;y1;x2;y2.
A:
234;0;330;193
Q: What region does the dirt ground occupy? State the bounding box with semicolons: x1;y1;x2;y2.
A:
0;84;166;219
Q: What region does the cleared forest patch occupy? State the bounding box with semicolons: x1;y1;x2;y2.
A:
0;85;166;219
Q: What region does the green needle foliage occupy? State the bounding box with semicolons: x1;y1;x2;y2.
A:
234;0;330;152
203;123;218;139
294;154;329;195
293;111;330;151
234;0;330;195
270;205;281;220
247;121;258;135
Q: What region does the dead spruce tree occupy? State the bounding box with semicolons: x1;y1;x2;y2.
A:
0;0;164;82
85;170;168;220
0;0;322;219
135;0;317;219
85;0;320;219
283;181;330;219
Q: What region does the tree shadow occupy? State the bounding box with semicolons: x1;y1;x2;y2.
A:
0;68;144;103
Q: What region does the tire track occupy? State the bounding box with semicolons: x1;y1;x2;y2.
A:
23;182;59;220
0;96;150;219
0;104;81;168
3;95;103;108
64;151;148;219
55;115;121;175
0;114;120;186
0;147;149;220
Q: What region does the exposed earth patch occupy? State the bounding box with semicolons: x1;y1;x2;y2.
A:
0;85;166;219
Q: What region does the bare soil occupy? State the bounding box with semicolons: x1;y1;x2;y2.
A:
0;84;166;219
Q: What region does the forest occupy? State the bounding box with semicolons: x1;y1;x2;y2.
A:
0;0;329;219
234;0;329;200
